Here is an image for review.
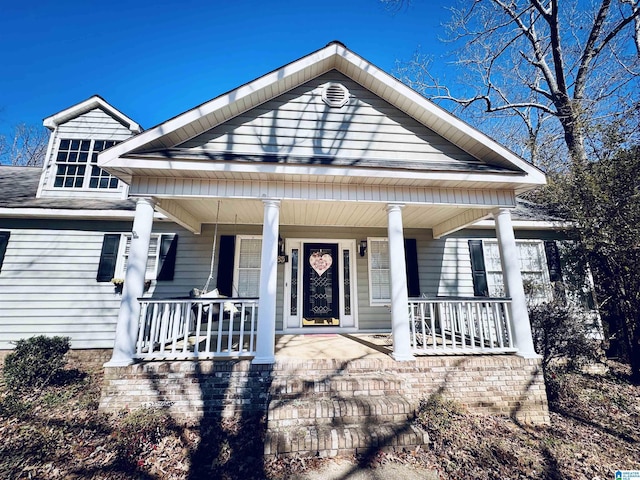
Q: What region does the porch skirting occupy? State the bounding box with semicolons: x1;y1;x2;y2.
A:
99;355;550;428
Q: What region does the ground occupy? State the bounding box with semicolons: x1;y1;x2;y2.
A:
0;360;639;479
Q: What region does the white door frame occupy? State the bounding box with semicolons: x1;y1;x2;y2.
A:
282;238;358;334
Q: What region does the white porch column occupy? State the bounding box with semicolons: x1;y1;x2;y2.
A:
494;208;537;357
387;204;414;361
253;199;280;364
105;197;155;367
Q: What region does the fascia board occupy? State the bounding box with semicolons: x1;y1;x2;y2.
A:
103;156;544;188
43;95;141;133
333;47;547;183
472;219;571;229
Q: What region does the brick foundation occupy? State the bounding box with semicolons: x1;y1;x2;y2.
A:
99;355;549;425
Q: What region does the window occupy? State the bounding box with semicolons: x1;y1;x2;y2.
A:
366;237;421;304
54;139;119;189
368;238;390;303
113;234;177;281
234;236;262;297
483;240;551;303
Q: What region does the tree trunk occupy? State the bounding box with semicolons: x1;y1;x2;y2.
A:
556;100;589;166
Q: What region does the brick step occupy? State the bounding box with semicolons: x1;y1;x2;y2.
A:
267;395;415;429
269;373;406;399
264;423;429;457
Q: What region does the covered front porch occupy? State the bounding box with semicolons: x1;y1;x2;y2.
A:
104;193;534;366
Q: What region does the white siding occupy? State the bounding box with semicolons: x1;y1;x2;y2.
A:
57;108;135;140
0;219;558;349
0;227;124;349
180;71;481;167
0;220;212;350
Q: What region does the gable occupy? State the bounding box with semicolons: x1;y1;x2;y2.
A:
99;42;545;194
173;72;503;174
56;107;138;141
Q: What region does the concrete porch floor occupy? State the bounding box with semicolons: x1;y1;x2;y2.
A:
274;334;393;360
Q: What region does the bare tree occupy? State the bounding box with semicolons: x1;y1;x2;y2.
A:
393;0;640;167
0;123;49;167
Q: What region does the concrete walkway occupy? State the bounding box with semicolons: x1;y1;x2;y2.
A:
289;459;439;480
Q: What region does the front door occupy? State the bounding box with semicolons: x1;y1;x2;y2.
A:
283;238;357;331
302;243;339;326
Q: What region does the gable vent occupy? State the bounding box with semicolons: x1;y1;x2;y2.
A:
322;83;349;108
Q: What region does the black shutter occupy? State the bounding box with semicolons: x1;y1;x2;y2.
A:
544;240;562;282
97;234;121;282
0;231;10;273
404;238;421;297
157;234;179;281
468;240;489;297
216;235;236;297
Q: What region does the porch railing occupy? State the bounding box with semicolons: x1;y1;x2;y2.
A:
134;298;258;360
408;297;515;354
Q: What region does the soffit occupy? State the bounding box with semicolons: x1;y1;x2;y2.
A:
165;197;473;229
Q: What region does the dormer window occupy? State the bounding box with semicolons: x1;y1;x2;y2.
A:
54;139;119;189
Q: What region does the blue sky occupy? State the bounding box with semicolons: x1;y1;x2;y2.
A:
0;0;453;135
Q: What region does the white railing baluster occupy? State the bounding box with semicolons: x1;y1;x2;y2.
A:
238;304;246;353
133;297;258;360
493;302;504;348
429;303;436;349
404;297;515;355
204;302;213;354
418;302;425;350
216;306;224;353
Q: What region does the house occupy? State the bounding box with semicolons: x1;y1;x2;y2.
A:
0;43;559;445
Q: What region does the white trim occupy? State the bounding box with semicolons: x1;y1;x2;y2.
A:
117;156;537;189
472;219;569;230
432;208;492;239
43;95;141;133
0;208;165;220
130;175;518;208
42;137;127;198
35;127;58;198
155;198;201;234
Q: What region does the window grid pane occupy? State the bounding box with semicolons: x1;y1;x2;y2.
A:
484;241;549;302
369;239;390;301
343;249;351;315
237;238;262;297
290;249;298;315
89;140;119;189
55;139;120;189
54;140;91;188
123;235;159;280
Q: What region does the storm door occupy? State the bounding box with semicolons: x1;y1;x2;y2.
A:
302;243;339;326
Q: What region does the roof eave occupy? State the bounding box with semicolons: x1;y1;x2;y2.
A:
99;42;545;185
43;95;142;133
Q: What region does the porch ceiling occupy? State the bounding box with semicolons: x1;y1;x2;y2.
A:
157;197;486;230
